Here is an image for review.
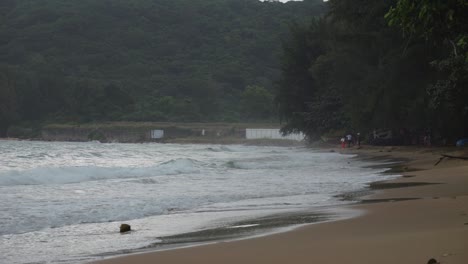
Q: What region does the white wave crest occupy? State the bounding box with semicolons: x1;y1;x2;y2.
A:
204;146;234;152
0;158;200;186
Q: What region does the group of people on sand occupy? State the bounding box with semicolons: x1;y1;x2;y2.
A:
340;132;360;148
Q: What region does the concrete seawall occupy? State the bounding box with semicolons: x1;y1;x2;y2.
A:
40;122;282;143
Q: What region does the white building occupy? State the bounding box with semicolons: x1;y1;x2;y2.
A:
245;128;305;141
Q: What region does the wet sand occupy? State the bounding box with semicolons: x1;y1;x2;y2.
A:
94;146;468;264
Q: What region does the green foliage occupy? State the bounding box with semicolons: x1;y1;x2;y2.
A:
277;0;468;142
386;0;468;138
276;20;327;136
0;0;327;132
0;65;18;136
241;85;274;121
385;0;468;51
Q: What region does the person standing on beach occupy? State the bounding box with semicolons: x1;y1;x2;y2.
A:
341;137;346;148
346;134;352;148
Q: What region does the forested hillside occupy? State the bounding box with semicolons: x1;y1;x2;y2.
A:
277;0;468;143
0;0;326;136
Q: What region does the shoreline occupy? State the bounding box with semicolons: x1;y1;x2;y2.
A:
0;137;308;147
88;207;364;264
87;146;400;262
93;146;468;264
91;208;346;262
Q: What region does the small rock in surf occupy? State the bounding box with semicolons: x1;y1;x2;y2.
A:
120;224;131;233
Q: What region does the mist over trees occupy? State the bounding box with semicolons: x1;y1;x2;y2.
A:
0;0;326;136
277;0;468;143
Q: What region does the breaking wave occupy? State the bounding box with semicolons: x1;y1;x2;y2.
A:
0;158;201;186
204;146;234;152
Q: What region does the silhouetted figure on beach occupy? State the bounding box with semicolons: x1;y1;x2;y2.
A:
346;134;352;148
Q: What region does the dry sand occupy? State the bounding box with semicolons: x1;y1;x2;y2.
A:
94;146;468;264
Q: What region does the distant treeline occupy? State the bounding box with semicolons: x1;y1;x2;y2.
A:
277;0;468;143
0;0;326;136
2;0;467;143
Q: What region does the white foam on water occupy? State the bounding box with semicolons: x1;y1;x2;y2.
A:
0;140;398;264
0;158;201;186
227;224;260;229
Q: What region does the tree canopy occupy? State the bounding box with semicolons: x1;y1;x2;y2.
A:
0;0;326;136
277;0;468;143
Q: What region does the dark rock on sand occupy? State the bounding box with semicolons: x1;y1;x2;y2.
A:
120;224;131;233
427;258;439;264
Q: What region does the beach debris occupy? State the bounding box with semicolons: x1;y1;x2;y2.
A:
434;153;468;166
434;156;446;166
427;258;439;264
120;224;131;233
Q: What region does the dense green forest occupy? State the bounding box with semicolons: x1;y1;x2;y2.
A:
0;0;326;136
277;0;468;144
2;0;467;144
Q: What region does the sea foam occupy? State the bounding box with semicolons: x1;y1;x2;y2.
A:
0;158;200;186
0;141;397;264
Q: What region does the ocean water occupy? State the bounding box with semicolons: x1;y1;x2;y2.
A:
0;140;395;264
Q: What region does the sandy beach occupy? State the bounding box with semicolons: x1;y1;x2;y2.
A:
94;146;468;264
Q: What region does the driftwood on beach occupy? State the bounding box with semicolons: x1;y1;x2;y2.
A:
434;154;468;166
